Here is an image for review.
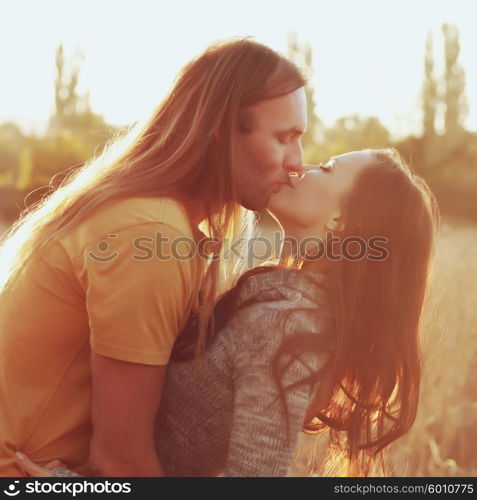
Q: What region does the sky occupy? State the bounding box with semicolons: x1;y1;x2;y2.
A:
1;0;476;140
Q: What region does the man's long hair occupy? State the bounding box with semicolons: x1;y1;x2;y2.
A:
0;38;306;354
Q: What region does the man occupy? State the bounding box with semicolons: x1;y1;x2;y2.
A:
1;38;307;476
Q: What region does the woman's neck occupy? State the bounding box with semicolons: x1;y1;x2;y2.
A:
278;229;331;273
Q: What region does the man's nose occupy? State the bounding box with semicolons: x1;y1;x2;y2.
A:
288;163;305;176
285;143;304;175
286;163;318;179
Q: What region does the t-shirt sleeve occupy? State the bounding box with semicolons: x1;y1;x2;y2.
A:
77;222;199;366
223;303;330;477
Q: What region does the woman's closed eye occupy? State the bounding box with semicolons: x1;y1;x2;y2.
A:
320;159;335;172
302;161;333;177
317;163;331;173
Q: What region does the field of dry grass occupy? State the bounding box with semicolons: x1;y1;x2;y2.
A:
384;220;477;477
258;217;477;477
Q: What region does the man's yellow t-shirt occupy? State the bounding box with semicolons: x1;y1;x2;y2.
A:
0;197;206;476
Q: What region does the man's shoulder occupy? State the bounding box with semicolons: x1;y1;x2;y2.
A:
57;196;195;260
88;196;193;236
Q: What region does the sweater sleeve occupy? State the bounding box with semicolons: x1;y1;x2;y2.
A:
222;301;329;477
50;467;82;477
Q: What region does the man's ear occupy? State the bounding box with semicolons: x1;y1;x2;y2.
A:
325;212;344;232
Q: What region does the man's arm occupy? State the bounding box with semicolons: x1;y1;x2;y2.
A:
89;351;166;477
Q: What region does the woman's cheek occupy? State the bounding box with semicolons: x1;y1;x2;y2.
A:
304;186;333;222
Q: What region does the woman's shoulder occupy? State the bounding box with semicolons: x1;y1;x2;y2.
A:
233;265;330;309
217;266;334;363
221;266;332;337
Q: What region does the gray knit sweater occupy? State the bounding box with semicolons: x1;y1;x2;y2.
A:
53;267;334;477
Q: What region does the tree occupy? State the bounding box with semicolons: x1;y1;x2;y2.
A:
0;122;24;187
442;24;468;139
322;115;390;158
287;32;323;161
422;31;438;140
421;30;440;168
51;45;88;131
48;44;114;155
28;133;88;189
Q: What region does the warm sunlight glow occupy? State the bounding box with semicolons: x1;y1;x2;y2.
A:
1;0;476;139
1;0;476;480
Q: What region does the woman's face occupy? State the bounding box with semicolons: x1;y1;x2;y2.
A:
267;151;373;234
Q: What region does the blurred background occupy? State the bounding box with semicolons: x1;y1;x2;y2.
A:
1;0;475;476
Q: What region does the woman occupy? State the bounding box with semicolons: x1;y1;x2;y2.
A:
17;148;439;476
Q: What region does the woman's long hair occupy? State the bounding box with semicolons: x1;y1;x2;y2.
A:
0;38;306;354
299;148;440;475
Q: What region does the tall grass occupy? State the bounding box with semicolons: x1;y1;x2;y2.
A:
385;220;477;477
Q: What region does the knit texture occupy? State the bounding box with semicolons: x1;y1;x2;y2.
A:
155;267;334;476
